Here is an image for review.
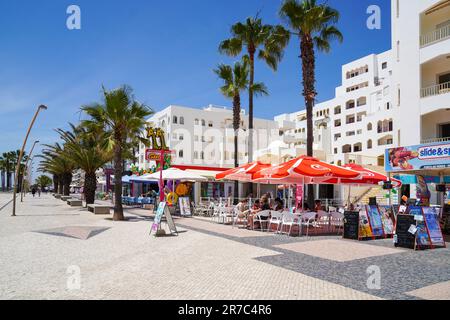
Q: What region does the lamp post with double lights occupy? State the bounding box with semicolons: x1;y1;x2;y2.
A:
12;105;47;216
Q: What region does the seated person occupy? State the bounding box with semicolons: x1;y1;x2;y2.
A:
314;200;323;212
252;199;261;212
260;196;271;212
273;198;284;212
235;199;250;218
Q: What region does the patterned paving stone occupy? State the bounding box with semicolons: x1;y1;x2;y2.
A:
35;226;110;240
274;239;404;262
405;281;450;300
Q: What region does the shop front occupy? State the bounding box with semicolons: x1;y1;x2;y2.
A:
385;141;450;238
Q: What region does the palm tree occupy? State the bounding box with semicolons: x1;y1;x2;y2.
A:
219;16;290;165
0;155;7;191
1;151;17;191
38;143;74;196
81;85;153;221
36;175;52;189
280;0;343;207
57;124;112;205
214;59;268;200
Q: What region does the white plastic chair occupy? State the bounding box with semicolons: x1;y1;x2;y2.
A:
330;211;344;235
233;207;248;228
280;212;302;237
268;211;284;233
253;210;271;231
317;210;331;231
301;212;317;237
212;204;221;223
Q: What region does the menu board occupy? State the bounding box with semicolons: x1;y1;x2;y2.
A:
408;206;431;247
367;206;384;237
150;202;178;236
343;211;359;240
359;209;373;238
422;207;445;247
179;197;192;216
379;206;395;235
395;215;416;249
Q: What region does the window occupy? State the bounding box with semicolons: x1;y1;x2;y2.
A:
353;143;362;152
173;116;178;124
335;119;342;127
342;145;352;153
397;86;401;106
180;117;184;125
334;106;341;115
179;134;184;141
386;102;391;110
357;97;367;106
201;136;205;142
200;151;204;160
382;62;387;69
172;133;177;140
194;151;198;159
357;129;362;135
346;100;355;109
334;133;341;141
396;41;400;62
334;148;338;154
346;131;356;137
201;119;206;126
195;119;199;125
346;115;355;124
178;150;184;158
208;121;213;127
367;140;373;149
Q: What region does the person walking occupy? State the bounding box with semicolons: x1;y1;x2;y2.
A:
31;187;36;197
37;187;41;197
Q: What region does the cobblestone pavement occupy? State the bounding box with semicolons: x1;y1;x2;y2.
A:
0;195;448;300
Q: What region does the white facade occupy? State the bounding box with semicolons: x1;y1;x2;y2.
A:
275;51;395;167
392;0;450;147
138;104;280;170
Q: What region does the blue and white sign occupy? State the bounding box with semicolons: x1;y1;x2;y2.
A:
386;142;450;172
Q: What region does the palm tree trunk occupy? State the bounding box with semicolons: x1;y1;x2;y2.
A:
53;174;59;194
233;93;241;204
301;34;316;209
113;140;124;221
84;172;97;206
248;50;255;196
58;176;64;194
63;172;72;196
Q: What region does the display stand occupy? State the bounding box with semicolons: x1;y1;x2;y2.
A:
394;206;446;250
344;206;395;241
150;202;178;237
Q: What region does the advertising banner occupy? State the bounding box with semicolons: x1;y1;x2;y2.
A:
385;142;450;173
367;206;384;237
422;207;445;247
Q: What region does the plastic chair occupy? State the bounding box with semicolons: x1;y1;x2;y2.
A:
301;212;317;237
331;212;344;235
280;212;302;237
253;210;271;231
268;211;284;233
233;207;248;228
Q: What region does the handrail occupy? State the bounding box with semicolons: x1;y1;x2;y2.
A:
420;24;450;47
421;81;450;98
421;137;450;144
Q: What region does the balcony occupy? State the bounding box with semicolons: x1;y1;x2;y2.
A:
421;81;450;98
420;24;450;47
421;136;450;144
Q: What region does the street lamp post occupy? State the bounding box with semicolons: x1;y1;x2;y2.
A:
20;140;40;202
12;105;47;217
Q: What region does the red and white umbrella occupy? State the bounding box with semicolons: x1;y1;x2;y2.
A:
215;161;271;182
322;164;402;187
253;156;360;185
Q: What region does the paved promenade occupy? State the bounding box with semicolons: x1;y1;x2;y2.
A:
0;194;449;300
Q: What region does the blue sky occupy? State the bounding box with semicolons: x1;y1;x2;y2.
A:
0;0;391;173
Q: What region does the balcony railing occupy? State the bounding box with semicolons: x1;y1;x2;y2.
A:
421;81;450;98
421;137;450;144
420;24;450;47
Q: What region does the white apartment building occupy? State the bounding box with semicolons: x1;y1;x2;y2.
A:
392;0;450;147
137;104;280;171
275;51;395;168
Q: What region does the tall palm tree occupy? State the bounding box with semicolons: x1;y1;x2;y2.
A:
1;151;17;191
219;16;290;165
280;0;343;207
57;124;112;205
214;59;268;200
38;143;74;196
81;85;153;221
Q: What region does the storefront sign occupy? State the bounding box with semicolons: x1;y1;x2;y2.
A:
179;197;192;216
385;142;450;172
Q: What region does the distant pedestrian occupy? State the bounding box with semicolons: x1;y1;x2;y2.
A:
31;187;36;197
38;187;41;197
